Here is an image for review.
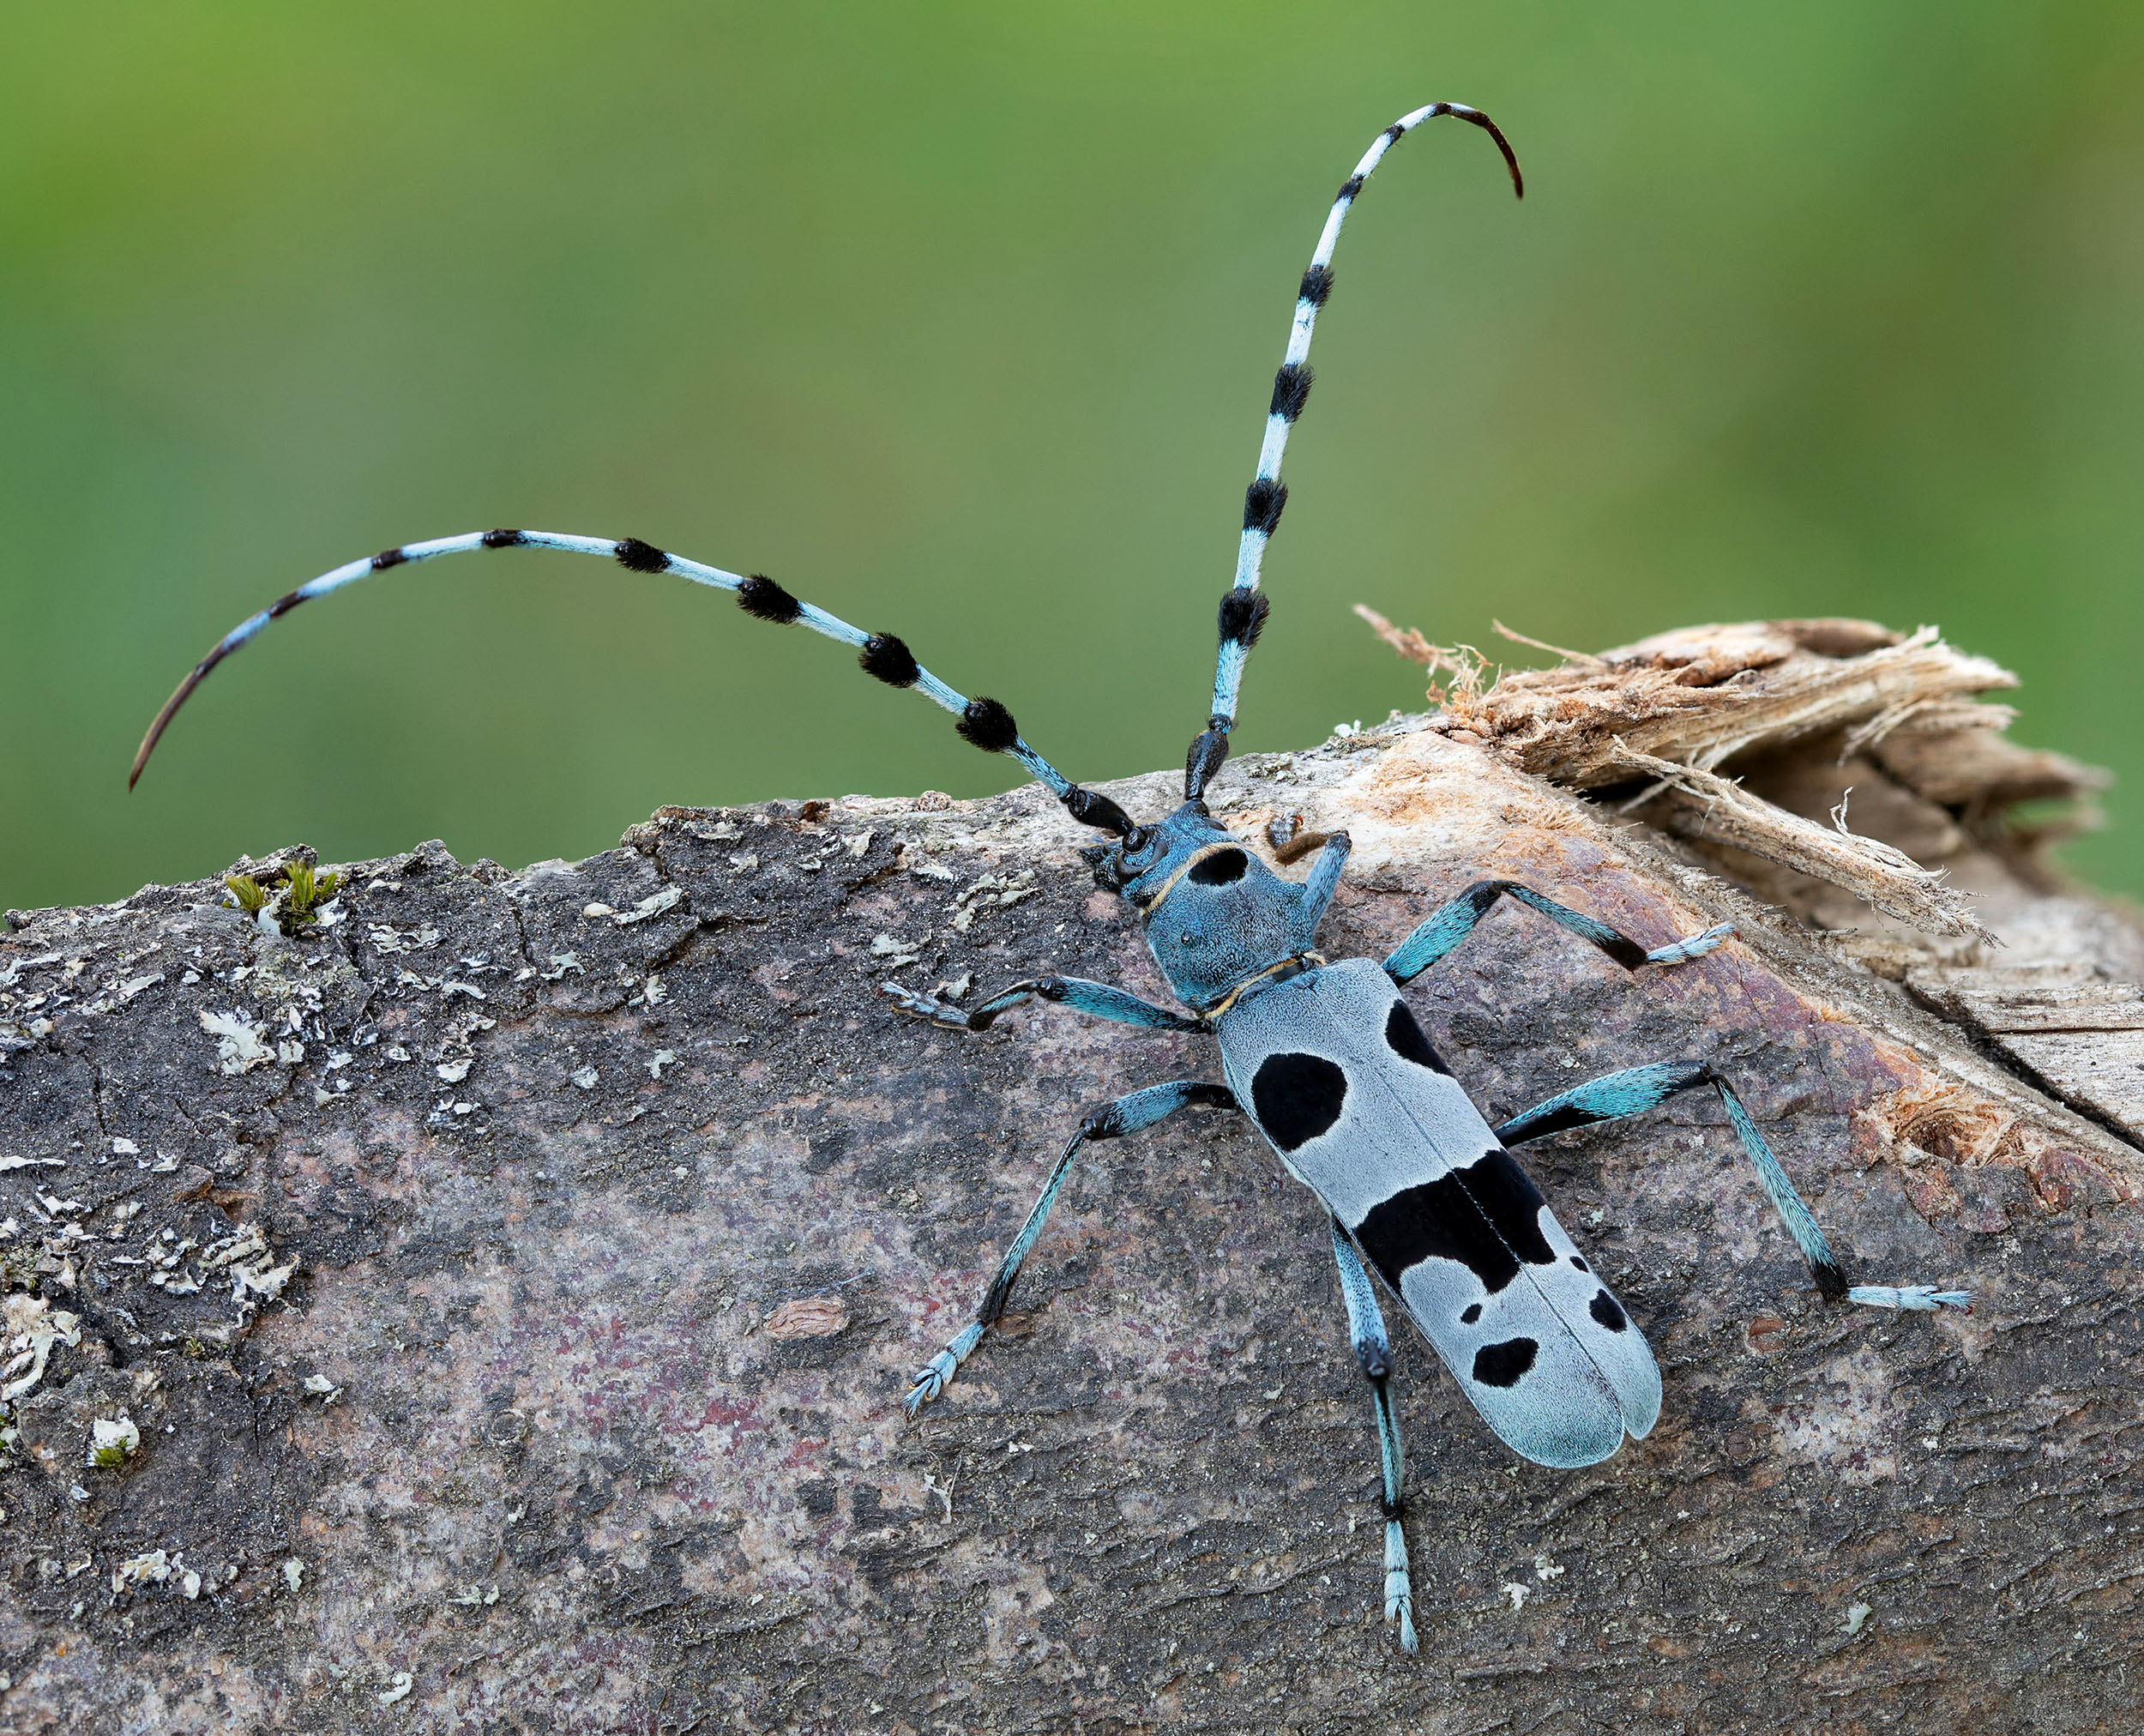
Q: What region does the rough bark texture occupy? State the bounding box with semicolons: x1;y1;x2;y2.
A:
5;693;2144;1733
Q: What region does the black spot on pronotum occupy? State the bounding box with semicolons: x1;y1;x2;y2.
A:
1460;1303;1483;1325
481;527;525;549
858;633;920;687
737;575;801;623
1243;477;1288;537
1337;173;1366;202
1298;264;1334;307
614;537;669;573
956;696;1020;754
1383;1001;1452;1075
1268;362;1314;423
1250;1052;1347;1153
1589;1290;1628;1333
1472;1337;1538;1389
1569;1256;1589;1272
1187;847;1248;887
1216;588;1270;650
370;546;407;570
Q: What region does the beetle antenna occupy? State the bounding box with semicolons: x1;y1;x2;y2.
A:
1185;102;1522;800
129;531;1135;835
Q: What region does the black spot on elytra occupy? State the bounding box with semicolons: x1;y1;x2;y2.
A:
1570;1256;1589;1272
1472;1337;1538;1389
957;697;1019;754
1250;1052;1347;1153
1467;1150;1555;1266
1384;1002;1452;1075
614;537;668;573
1188;847;1248;887
1589;1290;1628;1333
1460;1303;1482;1325
1356;1173;1515;1294
1353;1148;1553;1294
737;575;801;623
858;633;919;687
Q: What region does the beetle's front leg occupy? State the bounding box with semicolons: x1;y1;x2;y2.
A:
904;1080;1238;1414
882;974;1201;1034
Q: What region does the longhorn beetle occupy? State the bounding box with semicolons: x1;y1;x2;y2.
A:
132;102;1971;1655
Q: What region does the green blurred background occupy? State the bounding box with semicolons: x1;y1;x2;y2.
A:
5;3;2141;912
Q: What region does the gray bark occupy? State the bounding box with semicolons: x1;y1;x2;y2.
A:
3;698;2142;1734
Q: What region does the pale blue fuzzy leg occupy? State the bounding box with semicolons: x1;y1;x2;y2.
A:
905;1082;1236;1419
1384;1508;1418;1657
1713;1080;1846;1290
1646;921;1736;966
1849;1285;1972;1312
1331;1223;1418;1655
1294;832;1353;940
904;1323;984;1415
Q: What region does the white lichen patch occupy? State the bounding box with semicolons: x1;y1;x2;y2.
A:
282;1557;305;1593
3;1293;82;1402
112;1549;172;1594
948;870;1040;932
369;925;442;955
611;886;684;925
870;933;922;967
200;1224;298;1316
87;1416;141;1468
198;1009;273;1075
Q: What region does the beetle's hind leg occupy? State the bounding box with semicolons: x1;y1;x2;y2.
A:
1329;1221;1418;1655
1495;1062;1970;1312
904;1080;1238;1415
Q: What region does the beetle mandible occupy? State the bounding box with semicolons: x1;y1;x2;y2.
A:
131;101;1970;1654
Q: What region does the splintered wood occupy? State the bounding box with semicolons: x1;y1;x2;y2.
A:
1358;611;2105;941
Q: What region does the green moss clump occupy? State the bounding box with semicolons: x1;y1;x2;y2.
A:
223;862;342;936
